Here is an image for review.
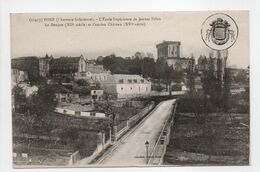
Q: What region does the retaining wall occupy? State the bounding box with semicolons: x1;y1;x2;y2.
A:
55;107;108;118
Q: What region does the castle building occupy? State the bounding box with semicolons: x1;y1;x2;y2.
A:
196;51;226;80
156;41;194;71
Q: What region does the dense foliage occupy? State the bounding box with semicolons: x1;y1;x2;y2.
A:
13;84;58;136
96;53;184;83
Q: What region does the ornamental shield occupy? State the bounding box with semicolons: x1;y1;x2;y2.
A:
211;18;230;45
201;13;238;50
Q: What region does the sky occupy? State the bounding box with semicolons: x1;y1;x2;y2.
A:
11;11;249;68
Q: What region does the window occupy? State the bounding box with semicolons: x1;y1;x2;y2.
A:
133;79;137;83
119;79;124;83
121;87;124;90
90;112;95;116
128;79;132;83
140;79;144;83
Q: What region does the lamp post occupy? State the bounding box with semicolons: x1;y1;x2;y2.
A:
145;141;149;164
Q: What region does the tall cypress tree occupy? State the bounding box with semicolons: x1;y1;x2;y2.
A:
223;68;231;112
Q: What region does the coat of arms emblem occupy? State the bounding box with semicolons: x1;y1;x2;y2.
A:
206;18;235;45
201;13;238;50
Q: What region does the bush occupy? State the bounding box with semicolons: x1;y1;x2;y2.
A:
152;84;165;92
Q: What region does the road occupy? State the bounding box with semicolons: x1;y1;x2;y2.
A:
98;99;176;166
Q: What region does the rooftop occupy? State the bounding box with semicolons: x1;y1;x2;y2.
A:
102;74;150;84
50;56;84;65
156;41;181;47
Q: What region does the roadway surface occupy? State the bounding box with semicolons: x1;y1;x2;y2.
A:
98;99;176;166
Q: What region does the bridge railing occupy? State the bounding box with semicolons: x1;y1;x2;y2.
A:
148;102;177;165
112;102;155;141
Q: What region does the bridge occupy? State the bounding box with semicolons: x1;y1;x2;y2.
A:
92;99;177;166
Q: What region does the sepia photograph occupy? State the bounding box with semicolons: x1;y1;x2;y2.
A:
10;11;249;167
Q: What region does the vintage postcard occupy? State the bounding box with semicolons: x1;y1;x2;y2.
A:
11;11;249;167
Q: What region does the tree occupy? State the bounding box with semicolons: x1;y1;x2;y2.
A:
12;86;27;113
222;68;231;112
146;52;154;59
75;79;89;86
186;64;195;94
215;57;223;106
177;94;207;124
13;84;57;135
12;84;58;153
155;57;167;86
141;57;156;77
233;69;248;84
201;57;221;107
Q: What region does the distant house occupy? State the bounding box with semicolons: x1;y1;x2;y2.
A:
86;61;106;73
172;82;188;91
50;55;86;76
52;85;79;103
100;74;151;99
74;59;110;83
91;89;104;101
18;83;39;97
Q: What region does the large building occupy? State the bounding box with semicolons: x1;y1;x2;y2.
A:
11;55;53;81
49;55;86;76
74;59;111;83
156;41;194;71
100;74;151;99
